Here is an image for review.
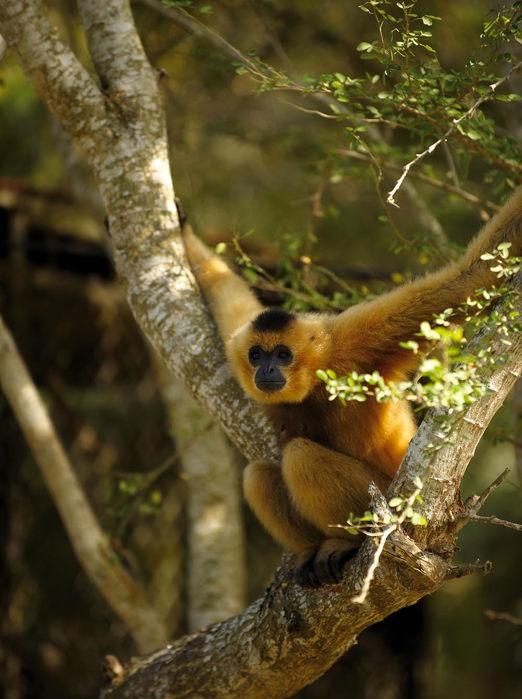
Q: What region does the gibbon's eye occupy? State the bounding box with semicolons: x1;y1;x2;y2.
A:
248;346;263;366
274;345;293;365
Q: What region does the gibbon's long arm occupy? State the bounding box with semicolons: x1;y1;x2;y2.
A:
183;224;263;341
335;186;522;369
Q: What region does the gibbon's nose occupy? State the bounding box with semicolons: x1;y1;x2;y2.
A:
255;366;286;393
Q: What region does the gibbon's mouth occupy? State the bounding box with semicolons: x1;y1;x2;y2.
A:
256;380;286;393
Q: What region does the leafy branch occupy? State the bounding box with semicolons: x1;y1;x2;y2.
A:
332;479;426;604
387;59;522;206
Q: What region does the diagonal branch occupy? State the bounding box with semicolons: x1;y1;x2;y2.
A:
0;0;106;148
0;314;168;653
392;274;522;543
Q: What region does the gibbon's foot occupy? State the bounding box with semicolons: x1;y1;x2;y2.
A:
294;544;359;588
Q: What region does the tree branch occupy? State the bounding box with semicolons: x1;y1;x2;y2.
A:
0;0;107;151
78;0;158;105
392;274;522;548
0;314;168;653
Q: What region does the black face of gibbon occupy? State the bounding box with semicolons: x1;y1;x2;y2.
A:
248;344;293;393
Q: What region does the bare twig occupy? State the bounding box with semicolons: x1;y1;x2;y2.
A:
464;467;511;514
446;560;493;580
485;609;522;626
387;61;522;206
351;523;395;604
459;468;520;533
340;149;500;213
341;482;424;604
466;514;522;532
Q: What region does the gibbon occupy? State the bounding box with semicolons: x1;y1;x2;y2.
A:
181;189;522;585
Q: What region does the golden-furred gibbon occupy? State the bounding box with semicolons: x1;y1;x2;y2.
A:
181;189;522;585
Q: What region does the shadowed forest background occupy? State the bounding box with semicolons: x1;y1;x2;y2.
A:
0;1;521;698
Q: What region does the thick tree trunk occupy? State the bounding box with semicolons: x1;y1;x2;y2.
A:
0;0;276;463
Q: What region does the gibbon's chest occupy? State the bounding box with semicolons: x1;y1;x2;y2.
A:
268;391;354;453
267;389;415;475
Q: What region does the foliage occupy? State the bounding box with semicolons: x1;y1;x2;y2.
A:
337;477;427;537
233;0;522;196
196;0;522;315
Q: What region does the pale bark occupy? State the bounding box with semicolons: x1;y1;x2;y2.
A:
394;276;522;539
0;0;276;463
156;366;246;631
0;314;168;653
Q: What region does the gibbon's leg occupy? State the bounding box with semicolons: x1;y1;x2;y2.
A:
282;438;391;533
243;460;324;553
282;438;392;586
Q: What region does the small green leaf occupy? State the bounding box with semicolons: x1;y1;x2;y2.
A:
411;512;427;526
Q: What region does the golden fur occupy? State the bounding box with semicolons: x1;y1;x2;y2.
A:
183;188;522;583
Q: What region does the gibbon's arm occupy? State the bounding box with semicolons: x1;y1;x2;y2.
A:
183;224;263;342
334;186;522;365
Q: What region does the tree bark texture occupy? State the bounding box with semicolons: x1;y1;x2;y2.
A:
0;0;277;463
156;365;246;631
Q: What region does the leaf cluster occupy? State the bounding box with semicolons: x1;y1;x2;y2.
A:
235;1;522;193
338;477;427;537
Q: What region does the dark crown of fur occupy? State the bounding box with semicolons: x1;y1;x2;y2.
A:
252;307;296;333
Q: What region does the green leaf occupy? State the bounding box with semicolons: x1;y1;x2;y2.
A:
411;512;427;526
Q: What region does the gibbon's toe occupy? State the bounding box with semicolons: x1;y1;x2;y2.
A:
294;541;359;588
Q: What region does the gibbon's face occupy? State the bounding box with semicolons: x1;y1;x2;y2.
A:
227;308;329;404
